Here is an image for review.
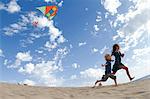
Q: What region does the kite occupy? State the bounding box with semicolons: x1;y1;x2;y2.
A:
36;6;58;20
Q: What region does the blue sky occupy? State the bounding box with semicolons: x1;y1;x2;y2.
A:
0;0;150;87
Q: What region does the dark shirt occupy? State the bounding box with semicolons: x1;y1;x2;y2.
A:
105;61;111;75
112;51;122;63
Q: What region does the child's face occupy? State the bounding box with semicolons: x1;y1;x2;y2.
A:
105;55;111;61
116;46;119;51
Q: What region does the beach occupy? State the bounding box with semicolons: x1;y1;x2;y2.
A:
0;79;150;99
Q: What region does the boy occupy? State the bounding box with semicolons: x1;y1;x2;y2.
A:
93;54;117;87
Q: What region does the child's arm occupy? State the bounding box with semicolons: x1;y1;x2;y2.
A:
111;60;114;62
121;53;124;57
111;52;114;56
101;64;107;67
119;51;124;57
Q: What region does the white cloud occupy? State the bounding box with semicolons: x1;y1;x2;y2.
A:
96;15;102;22
113;0;150;52
6;0;21;13
93;25;100;31
48;22;62;42
44;0;54;3
32;16;66;51
33;14;66;51
80;68;103;79
79;68;104;86
8;51;32;68
92;11;102;35
16;52;32;61
72;63;80;69
0;49;4;57
70;75;77;80
0;0;21;13
3;26;26;36
96;11;102;22
100;46;109;54
3;14;29;36
85;8;88;11
32;61;58;76
132;47;150;60
44;42;58;51
17;47;69;86
22;79;35;86
101;0;121;15
70;44;73;49
3;12;66;51
0;2;5;10
58;0;64;7
36;50;43;54
3;59;8;65
78;42;87;47
91;48;99;53
44;0;63;6
53;47;69;71
4;13;67;85
57;35;66;44
19;60;60;86
18;63;35;74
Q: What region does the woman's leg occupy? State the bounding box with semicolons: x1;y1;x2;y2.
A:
119;66;134;80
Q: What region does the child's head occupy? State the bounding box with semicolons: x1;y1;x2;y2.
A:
105;54;112;61
112;44;120;52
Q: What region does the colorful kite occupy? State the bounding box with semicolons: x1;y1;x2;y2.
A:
37;6;58;20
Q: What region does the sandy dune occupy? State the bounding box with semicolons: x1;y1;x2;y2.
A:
0;79;150;99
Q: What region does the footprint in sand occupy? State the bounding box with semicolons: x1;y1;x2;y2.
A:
70;94;74;98
132;91;146;95
123;96;132;99
101;92;110;94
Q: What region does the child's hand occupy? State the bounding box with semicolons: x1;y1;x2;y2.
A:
101;64;105;67
121;53;124;57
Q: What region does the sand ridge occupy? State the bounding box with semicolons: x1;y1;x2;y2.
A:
0;79;150;99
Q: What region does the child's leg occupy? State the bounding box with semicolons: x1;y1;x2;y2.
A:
109;74;117;86
93;75;108;87
114;79;117;86
112;71;116;75
112;65;118;75
92;80;102;88
119;66;134;80
95;80;101;85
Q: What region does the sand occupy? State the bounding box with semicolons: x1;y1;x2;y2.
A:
0;79;150;99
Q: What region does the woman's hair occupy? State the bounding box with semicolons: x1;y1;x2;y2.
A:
105;54;112;61
112;44;120;54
